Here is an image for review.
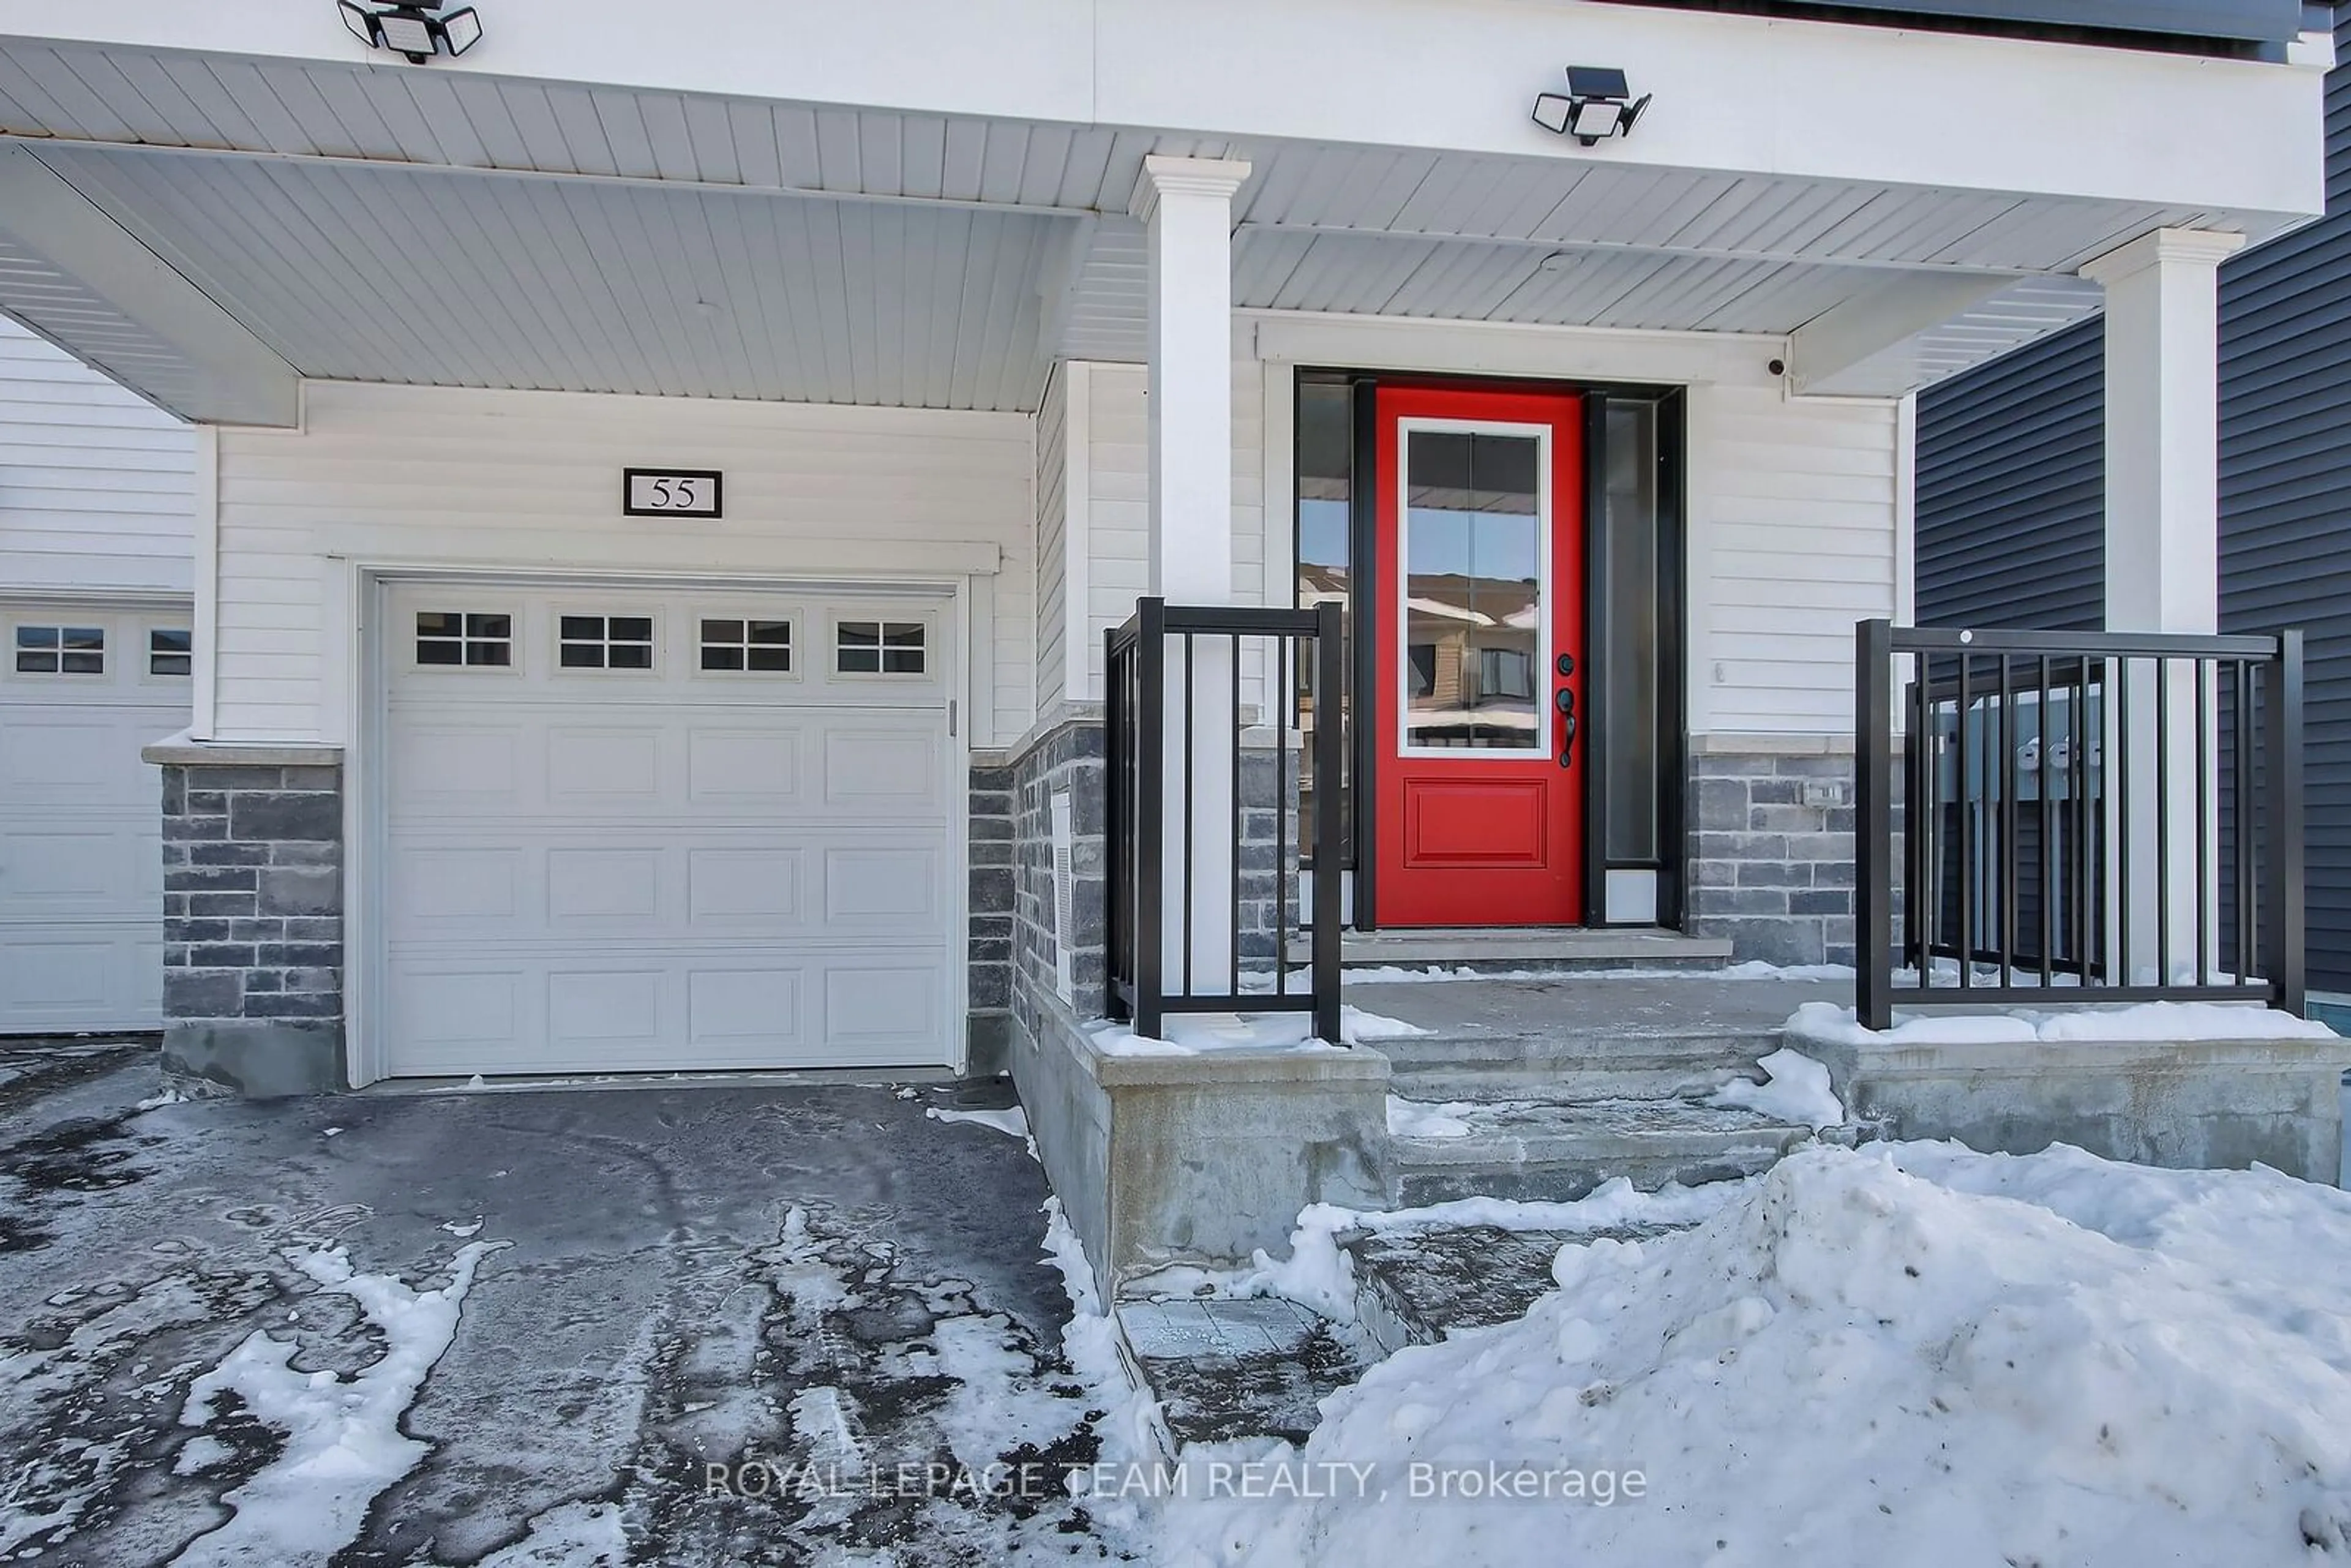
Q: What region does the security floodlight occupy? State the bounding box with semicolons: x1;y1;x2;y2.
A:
339;1;484;63
439;6;483;52
1532;66;1650;147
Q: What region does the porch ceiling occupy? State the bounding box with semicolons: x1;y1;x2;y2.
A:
31;144;1063;410
0;41;2295;415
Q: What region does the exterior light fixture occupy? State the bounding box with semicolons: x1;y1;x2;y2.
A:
1532;67;1651;147
339;1;484;62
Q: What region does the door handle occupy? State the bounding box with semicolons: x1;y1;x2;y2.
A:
1557;688;1577;768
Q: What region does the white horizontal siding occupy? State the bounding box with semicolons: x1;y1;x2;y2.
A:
1034;362;1069;710
0;316;193;595
213;381;1035;744
1693;388;1900;737
1083;359;1149;697
1076;334;1269;698
1054;324;1897;744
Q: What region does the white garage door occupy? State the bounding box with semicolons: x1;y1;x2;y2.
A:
0;602;191;1033
380;582;959;1077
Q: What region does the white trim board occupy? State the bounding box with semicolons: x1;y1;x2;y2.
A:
1248;312;1788;390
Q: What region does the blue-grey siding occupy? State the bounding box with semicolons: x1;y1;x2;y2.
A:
1915;317;2104;632
1915;3;2351;988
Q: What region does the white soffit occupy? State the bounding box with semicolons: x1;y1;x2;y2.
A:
35;144;1065;409
0;41;2279;402
1797;276;2107;397
0;231;200;414
0;41;2271;272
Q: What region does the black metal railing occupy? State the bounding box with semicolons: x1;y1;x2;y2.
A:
1856;620;2303;1030
1106;598;1344;1043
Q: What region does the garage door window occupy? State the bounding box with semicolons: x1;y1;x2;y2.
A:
14;625;104;675
558;615;655;670
149;629;192;677
700;618;793;673
837;620;925;675
416;612;512;667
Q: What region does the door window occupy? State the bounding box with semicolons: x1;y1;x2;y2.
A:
1399;427;1546;752
13;625;104;675
558;614;655;670
149;628;193;677
416;612;513;667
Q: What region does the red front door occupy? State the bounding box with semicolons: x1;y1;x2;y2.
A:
1373;386;1585;926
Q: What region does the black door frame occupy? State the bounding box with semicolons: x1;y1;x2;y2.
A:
1302;369;1688;932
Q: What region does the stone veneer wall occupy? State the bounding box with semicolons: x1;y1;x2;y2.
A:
967;758;1018;1074
1236;737;1295;965
156;757;345;1096
1684;747;1861;967
1011;716;1108;1053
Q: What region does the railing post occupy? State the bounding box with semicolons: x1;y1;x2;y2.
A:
1312;601;1346;1046
1134;598;1166;1040
1857;618;1895;1030
1103;624;1126;1023
2267;629;2306;1016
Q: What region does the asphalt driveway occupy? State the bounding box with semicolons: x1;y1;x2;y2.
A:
0;1041;1131;1566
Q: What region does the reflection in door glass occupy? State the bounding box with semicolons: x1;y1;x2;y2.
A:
1295;378;1354;866
1403;430;1542;749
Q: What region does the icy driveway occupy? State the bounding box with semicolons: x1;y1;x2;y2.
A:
0;1041;1131;1566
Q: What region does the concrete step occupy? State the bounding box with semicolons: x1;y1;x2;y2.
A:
1383;1095;1812;1207
1291;926;1736;973
1347;972;1851;1100
1381;1030;1777;1101
1113;1294;1365;1450
1347;1218;1699;1356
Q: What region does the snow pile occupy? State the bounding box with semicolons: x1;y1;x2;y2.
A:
1041;1198;1169;1535
924;1105;1032;1139
1789;997;2339;1045
1163;1142;2351;1568
1384;1097;1482;1139
1234;1180;1744;1323
174;1241;505;1565
1709;1048;1844;1129
1087;1005;1426;1057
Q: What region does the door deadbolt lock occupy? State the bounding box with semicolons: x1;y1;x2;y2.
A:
1554;688;1575;715
1556;653;1576;677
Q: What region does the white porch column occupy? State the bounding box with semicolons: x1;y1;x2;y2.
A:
1133;156;1250;601
2080;228;2244;984
1131;154;1251;1003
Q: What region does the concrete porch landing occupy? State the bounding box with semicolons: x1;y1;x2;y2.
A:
1289;926;1736;972
1352;971;1849;1041
1354;972;1851;1099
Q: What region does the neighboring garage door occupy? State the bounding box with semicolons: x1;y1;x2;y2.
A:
380;582;959;1076
0;602;192;1033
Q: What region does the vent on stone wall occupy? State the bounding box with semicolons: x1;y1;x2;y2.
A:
1051;790;1076;1003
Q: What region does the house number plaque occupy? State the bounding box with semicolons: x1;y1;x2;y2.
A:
623;468;724;519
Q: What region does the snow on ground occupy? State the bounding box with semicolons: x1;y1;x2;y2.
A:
0;1047;1144;1566
1790;997;2341;1045
924;1104;1032;1139
1161;1140;2351;1568
174;1240;506;1566
1157;1180;1745;1321
1709;1048;1845;1129
1384;1097;1484;1139
1087;1005;1428;1056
